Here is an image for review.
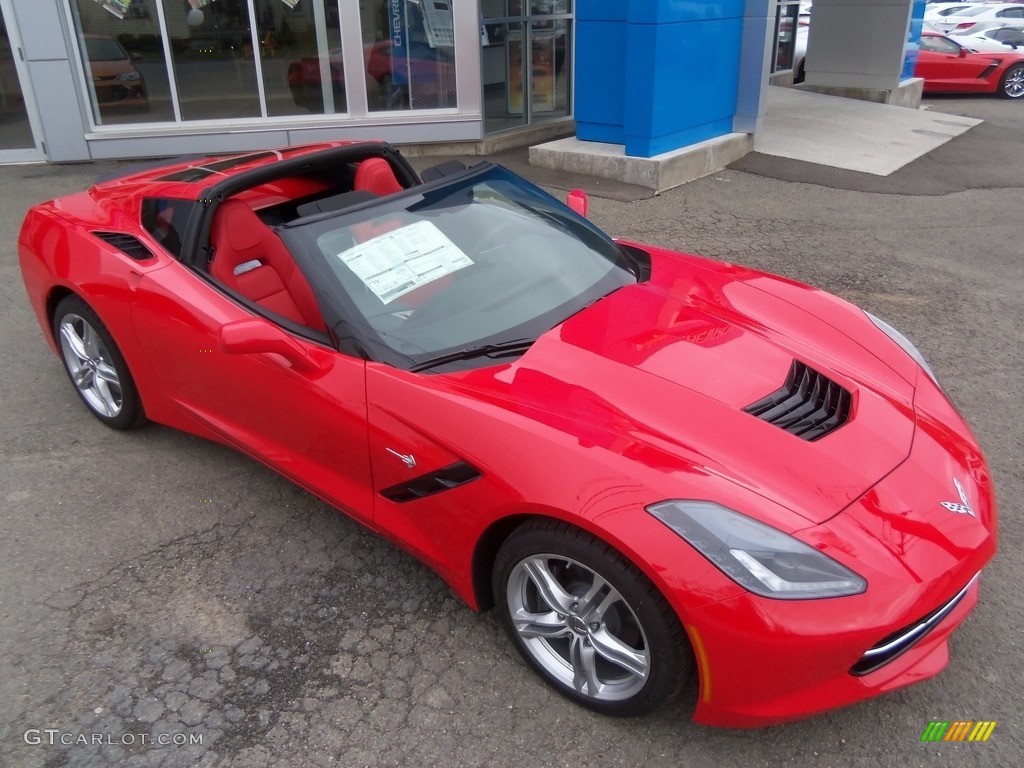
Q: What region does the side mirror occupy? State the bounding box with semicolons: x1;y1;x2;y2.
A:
566;188;589;218
219;318;320;372
959;47;968;58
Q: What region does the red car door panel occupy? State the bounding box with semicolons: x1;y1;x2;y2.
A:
129;264;374;524
916;41;998;92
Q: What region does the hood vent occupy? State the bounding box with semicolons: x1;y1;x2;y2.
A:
743;360;851;441
92;231;153;261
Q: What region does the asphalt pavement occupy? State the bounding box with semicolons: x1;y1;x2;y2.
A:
1;95;1021;768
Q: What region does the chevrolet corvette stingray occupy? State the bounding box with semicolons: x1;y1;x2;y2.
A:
18;141;997;725
916;30;1024;97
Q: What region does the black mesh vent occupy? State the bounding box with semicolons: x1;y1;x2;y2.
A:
380;461;481;503
92;232;153;261
743;361;851;441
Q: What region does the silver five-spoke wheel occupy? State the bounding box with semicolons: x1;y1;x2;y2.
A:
1000;64;1024;99
59;313;123;418
53;296;144;430
507;554;650;701
494;520;692;716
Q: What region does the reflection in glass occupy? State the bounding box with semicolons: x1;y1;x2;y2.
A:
68;0;174;125
482;0;572;135
256;0;346;116
530;19;570;124
483;22;526;133
0;5;33;149
363;0;456;111
774;1;800;72
164;0;260;121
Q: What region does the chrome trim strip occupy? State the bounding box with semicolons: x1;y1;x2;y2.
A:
862;573;979;658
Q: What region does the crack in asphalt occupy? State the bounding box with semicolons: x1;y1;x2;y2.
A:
3;493;535;768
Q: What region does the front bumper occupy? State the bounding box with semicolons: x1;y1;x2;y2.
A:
686;573;981;728
680;380;996;728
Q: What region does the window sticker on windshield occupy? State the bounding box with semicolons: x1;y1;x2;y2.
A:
338;220;474;304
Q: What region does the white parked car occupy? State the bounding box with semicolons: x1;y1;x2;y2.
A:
924;3;986;20
932;4;1024;35
953;25;1024;50
925;18;1019;49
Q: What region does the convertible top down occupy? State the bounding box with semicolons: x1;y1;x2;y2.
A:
19;142;996;725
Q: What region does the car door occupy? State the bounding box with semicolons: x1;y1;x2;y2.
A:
129;261;375;525
916;35;994;90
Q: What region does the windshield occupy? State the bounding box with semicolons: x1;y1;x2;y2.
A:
950;7;987;17
286;166;637;369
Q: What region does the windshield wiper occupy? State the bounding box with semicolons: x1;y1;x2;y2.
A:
411;338;536;373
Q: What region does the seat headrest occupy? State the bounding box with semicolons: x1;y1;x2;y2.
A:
214;199;263;252
353;157;404;196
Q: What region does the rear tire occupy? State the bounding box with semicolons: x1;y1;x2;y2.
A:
998;63;1024;99
493;519;693;717
52;295;145;430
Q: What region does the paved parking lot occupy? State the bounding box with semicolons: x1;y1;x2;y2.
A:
1;95;1021;767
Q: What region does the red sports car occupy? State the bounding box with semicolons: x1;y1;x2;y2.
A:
18;142;997;726
916;30;1024;97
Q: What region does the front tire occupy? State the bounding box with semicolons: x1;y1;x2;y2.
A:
998;63;1024;99
493;520;693;716
53;295;145;430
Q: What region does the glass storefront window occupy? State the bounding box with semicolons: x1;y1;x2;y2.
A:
483;21;526;133
774;1;801;73
164;0;261;121
256;0;345;116
0;5;34;149
529;18;569;124
70;1;353;123
68;0;175;124
62;1;476;131
361;0;456;111
482;0;571;134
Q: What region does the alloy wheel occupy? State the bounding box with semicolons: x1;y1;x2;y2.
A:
506;553;651;702
58;312;123;418
1002;66;1024;99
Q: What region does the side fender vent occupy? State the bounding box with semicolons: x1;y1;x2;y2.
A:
380;461;481;503
743;360;851;441
92;231;154;261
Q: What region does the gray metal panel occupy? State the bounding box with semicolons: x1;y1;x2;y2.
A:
287;119;481;146
734;1;773;135
805;0;913;91
452;0;482;113
25;59;89;160
85;130;293;160
81;119;482;161
10;0;68;62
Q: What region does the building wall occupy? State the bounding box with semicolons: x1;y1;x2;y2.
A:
12;0;485;162
7;2;921;164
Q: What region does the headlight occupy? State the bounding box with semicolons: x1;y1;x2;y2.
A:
117;71;141;81
866;311;939;385
647;500;866;600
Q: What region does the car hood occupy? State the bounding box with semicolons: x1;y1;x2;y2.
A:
446;248;919;525
89;60;133;79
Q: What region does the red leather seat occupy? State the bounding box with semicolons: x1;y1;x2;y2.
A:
209;200;326;331
353;157;404;196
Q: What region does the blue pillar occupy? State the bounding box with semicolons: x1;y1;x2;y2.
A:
576;1;748;158
903;0;927;80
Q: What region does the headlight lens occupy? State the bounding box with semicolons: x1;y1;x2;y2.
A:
866;312;939;385
647;500;866;600
117;71;141;81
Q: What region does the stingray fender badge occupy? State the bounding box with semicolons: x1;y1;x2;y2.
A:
386;447;417;469
941;477;976;517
